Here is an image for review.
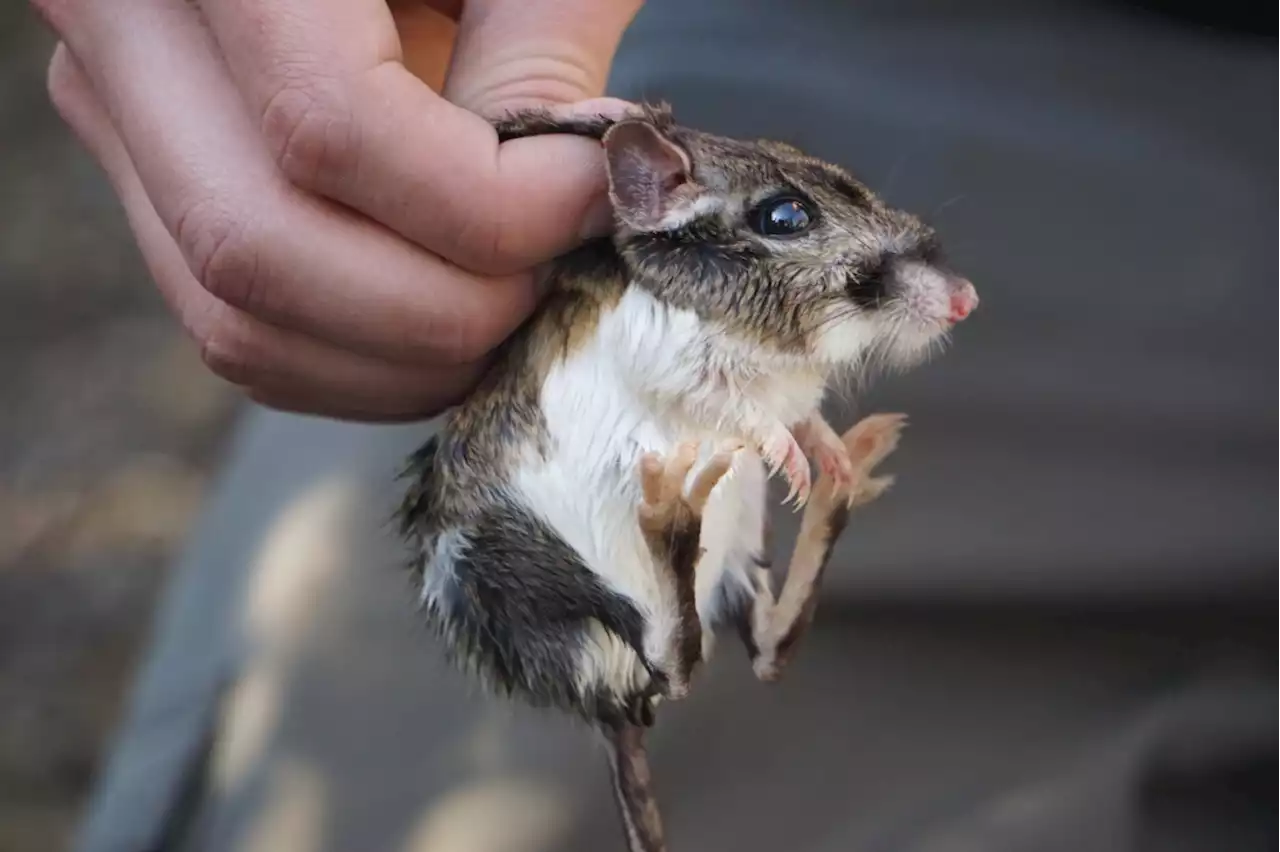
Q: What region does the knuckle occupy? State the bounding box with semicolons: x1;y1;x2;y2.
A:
260;81;357;186
458;55;597;118
173;197;264;311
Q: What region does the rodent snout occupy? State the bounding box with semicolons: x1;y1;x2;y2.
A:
872;259;978;327
946;276;979;323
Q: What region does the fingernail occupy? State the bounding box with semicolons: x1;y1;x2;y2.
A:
578;195;616;240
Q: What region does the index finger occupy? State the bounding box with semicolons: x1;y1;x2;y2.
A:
200;0;636;275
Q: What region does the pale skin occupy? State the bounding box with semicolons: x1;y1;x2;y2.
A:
34;0;644;420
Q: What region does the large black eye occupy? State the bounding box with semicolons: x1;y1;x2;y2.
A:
752;196;815;237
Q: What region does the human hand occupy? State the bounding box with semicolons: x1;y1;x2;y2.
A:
36;0;642;420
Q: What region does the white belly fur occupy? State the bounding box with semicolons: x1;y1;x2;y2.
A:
508;288;815;697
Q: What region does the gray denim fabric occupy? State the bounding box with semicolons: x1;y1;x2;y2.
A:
74;2;1275;851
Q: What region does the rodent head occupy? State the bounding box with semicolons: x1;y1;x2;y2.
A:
603;106;978;374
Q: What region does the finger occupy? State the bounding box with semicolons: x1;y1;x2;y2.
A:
196;0;641;274
47;43;483;421
46;1;539;367
444;0;641;115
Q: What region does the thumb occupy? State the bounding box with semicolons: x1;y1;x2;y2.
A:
438;0;645;253
443;0;643;116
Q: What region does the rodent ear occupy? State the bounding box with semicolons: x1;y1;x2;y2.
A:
603;120;701;231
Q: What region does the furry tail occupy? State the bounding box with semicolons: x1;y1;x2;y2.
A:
602;721;666;852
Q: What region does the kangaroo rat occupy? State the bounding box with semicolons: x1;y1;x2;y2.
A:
398;103;978;852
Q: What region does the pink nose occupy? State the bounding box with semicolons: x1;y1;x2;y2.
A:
947;277;979;323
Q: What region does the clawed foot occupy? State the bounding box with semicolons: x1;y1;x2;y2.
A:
794;415;856;495
743;412;908;512
638;440;742;533
838;412;908;507
760;425;811;509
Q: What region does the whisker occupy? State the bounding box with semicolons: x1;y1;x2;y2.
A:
929;194;967;220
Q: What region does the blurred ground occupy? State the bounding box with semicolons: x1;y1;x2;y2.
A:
0;12;241;852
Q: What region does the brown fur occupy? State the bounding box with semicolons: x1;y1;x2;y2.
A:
604;722;667;852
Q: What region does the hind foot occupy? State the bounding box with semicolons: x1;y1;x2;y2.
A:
745;412;909;682
638;440;741;534
636;440;741;698
836;412;907;508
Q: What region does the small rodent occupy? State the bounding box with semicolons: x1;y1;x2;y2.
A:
397;103;978;852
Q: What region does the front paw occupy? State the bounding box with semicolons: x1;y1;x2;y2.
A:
760;425;811;508
795;415;856;495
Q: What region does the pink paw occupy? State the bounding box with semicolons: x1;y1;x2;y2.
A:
812;433;855;493
793;415;856;496
762;427;811;507
818;447;855;492
844;412;908;470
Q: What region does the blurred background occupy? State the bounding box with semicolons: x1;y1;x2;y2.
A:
1;2;1275;852
0;11;240;852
